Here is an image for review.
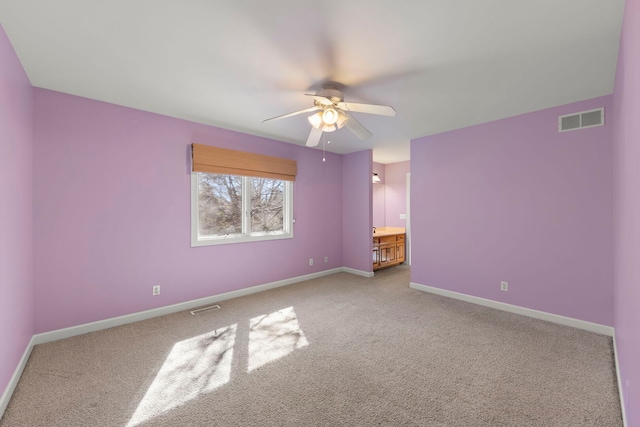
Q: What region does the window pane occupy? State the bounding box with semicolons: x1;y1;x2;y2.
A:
250;177;284;233
198;173;242;236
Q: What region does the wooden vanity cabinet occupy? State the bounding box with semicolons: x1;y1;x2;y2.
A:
395;244;404;262
373;232;405;271
373;246;380;269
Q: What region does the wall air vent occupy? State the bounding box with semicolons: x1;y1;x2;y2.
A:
558;107;604;132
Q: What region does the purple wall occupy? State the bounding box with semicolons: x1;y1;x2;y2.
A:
342;150;373;273
612;0;640;423
411;96;614;326
384;161;410;228
0;24;34;399
32;89;344;333
372;162;386;227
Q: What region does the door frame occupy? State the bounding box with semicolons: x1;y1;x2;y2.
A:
405;172;411;266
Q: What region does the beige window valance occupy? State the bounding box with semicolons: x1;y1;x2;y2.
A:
191;143;297;181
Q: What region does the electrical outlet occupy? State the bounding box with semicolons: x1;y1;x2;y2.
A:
309;258;313;266
500;281;508;292
153;285;160;296
324;256;328;263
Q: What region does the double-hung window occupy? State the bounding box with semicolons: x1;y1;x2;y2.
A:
190;144;295;246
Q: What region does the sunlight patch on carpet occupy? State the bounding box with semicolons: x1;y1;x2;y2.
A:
248;306;308;372
127;324;237;427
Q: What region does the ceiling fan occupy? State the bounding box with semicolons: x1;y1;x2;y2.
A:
263;82;396;147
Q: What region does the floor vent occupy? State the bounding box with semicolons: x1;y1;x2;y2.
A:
190;304;221;315
558;107;604;132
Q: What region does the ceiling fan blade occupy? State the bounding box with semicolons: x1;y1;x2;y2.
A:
263;106;320;123
344;113;373;140
336;102;396;116
306;126;323;147
305;94;334;106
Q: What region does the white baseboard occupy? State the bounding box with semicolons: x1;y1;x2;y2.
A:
342;267;375;278
0;336;35;418
409;282;614;336
613;334;628;427
33;268;344;345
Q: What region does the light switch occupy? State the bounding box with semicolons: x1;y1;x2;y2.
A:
399;214;407;220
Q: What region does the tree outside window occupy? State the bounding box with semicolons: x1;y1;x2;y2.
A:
193;173;291;245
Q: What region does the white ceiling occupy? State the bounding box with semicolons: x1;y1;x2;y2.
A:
0;1;624;163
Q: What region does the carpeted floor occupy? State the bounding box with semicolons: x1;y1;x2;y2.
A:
0;266;623;426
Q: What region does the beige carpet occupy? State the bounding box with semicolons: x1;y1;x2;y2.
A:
0;266;622;426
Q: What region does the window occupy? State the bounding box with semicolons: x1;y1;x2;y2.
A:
190;143;296;246
191;172;293;246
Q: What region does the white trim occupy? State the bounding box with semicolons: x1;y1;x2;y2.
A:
409;282;614;336
33;268;342;345
191;172;199;245
405;172;411;266
191;230;293;247
613;334;628;427
342;267;375;278
0;336;35;418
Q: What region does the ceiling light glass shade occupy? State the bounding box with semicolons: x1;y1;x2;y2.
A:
372;173;381;183
322;124;337;132
322;108;338;125
308;112;323;129
336;111;348;129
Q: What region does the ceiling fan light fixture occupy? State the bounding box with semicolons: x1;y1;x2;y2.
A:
322;108;339;125
308;112;323;129
266;84;394;145
336;111;348;129
310;109;342;132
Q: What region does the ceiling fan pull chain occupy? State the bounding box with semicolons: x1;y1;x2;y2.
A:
322;132;326;162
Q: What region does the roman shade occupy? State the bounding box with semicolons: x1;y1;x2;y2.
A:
191;143;297;181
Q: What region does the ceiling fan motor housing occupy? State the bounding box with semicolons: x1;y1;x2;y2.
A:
317;85;344;104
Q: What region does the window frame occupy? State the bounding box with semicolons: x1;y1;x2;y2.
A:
191;172;294;247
